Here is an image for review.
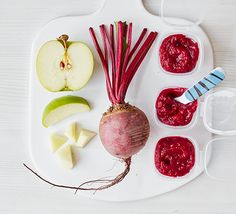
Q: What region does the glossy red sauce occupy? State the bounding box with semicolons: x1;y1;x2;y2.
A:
159;34;199;73
156;87;198;126
154;136;195;177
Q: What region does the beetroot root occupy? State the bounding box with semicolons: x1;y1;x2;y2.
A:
100;104;150;159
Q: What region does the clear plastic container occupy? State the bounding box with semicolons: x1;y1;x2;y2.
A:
203;88;236;135
204;137;236;181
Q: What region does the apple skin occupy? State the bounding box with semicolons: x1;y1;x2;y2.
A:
42;95;90;127
36;40;94;92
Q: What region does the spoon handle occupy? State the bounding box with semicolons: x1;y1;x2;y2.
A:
175;67;225;104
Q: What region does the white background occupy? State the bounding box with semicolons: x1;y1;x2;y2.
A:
0;0;236;213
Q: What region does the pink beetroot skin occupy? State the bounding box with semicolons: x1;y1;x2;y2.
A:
100;104;150;159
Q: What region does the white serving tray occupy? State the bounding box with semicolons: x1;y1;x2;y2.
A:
29;0;214;201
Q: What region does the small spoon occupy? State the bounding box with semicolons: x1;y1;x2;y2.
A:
175;67;225;105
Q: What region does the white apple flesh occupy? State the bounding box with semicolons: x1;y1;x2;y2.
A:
65;122;78;142
50;133;67;152
76;129;97;148
36;36;94;92
56;145;74;169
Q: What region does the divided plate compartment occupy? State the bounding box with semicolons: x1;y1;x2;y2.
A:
29;0;214;201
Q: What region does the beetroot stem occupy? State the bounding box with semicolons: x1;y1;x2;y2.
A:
89;27;116;104
99;25;113;103
125;32;158;92
115;21;123;98
121;32;157;100
123;23;128;40
100;25;108;63
110;24;116;89
117;23;133;103
128;28;147;61
118;32;158;101
103;26;116;87
100;25;116;100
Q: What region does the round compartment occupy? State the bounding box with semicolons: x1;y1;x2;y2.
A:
154;87;199;130
203;88;236;135
154;136;199;179
157;32;203;75
204;137;236;181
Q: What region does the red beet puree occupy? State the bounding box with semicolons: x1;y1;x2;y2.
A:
154;136;195;177
156;87;198;126
159;34;199;73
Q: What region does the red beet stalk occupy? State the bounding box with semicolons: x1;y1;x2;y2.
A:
89;22;157;104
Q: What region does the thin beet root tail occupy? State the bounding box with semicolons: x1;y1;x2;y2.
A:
77;157;131;192
23;157;131;193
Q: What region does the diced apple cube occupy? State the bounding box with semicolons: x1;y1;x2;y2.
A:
56;145;74;169
65;122;78;142
50;133;67;152
76;129;96;148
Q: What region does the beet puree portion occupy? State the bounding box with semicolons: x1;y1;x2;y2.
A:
154;136;195;177
159;34;199;73
156;87;198;126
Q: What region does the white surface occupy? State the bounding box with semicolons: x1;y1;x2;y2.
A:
1;0;236;212
30;0;213;201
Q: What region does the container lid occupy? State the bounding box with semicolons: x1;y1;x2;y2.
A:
160;0;206;28
203;88;236;135
204;137;236;181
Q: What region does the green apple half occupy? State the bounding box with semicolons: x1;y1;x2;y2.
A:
42;95;90;128
36;35;94;92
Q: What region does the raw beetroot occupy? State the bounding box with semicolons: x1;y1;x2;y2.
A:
100;104;150;159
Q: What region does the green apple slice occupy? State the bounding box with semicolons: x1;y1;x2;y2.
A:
65;122;78;142
56;145;74;169
50;133;67;152
42;96;90;128
36;35;94;92
76;129;97;148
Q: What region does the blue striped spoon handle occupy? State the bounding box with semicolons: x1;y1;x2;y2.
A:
175;67;225;104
